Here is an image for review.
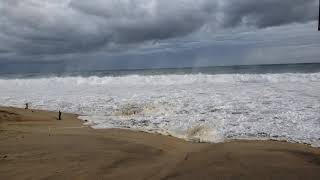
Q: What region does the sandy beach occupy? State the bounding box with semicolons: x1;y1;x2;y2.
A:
0;106;319;180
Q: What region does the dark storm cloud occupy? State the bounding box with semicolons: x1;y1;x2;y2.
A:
0;0;318;58
69;0;217;44
0;0;217;56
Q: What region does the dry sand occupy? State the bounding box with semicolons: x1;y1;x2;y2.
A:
0;106;319;180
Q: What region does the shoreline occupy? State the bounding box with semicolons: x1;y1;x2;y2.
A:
1;106;320;179
79;112;319;148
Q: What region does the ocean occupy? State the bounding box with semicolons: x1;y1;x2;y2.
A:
0;63;320;147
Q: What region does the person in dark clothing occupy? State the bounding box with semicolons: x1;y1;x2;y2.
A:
58;111;62;120
25;103;29;110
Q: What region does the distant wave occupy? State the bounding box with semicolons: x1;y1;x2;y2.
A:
1;72;320;86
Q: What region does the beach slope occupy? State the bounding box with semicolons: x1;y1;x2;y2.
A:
0;107;319;180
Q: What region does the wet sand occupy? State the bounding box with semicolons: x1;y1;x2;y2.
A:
0;106;319;180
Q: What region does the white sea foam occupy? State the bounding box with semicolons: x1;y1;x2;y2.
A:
0;73;320;147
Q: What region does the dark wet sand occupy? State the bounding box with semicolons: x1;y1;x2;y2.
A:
0;106;319;180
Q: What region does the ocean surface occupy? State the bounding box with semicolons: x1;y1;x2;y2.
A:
1;63;320;147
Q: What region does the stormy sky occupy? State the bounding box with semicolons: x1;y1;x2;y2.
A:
0;0;319;72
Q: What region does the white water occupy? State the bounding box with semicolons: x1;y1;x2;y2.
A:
0;73;320;147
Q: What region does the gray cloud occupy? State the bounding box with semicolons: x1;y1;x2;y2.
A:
0;0;318;58
222;0;318;28
69;0;217;43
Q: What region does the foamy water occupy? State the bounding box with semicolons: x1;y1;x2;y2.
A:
0;73;320;147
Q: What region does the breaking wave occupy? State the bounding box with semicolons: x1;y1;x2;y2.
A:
0;73;320;147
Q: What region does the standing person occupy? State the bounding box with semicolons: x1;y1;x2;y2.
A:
25;103;29;110
58;111;62;120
